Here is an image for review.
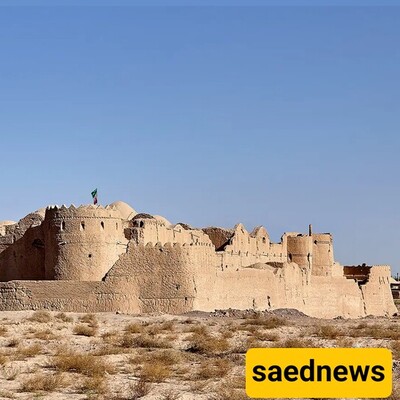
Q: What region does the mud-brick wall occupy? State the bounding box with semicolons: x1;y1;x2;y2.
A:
0;226;45;281
104;243;195;314
306;275;366;318
360;266;398;316
0;280;139;312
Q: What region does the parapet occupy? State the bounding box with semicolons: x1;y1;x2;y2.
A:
45;204;123;221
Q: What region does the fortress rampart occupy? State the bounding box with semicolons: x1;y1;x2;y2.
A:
0;201;396;318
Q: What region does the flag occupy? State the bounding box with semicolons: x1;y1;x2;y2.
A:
91;188;98;205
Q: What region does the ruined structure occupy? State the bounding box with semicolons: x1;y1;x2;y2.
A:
0;201;396;318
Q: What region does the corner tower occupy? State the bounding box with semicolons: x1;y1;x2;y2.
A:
43;205;127;281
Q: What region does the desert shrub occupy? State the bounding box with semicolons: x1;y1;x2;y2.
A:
131;349;182;367
336;337;354;348
124;323;144;334
121;333;170;349
79;375;108;395
252;330;279;342
55;312;73;323
28;310;52;323
151;349;182;365
32;328;57;341
315;325;342;339
184;324;208;335
20;373;65;392
73;324;97;337
0;354;9;365
198;358;232;379
128;378;150;399
78;313;98;328
350;323;400;340
3;365;20;380
52;353;114;377
213;384;248;400
241;315;287;330
187;332;230;355
140;361;171;382
159;320;175;332
273;338;313;348
17;343;42;359
391;340;400;360
161;390;180;400
6;338;19;348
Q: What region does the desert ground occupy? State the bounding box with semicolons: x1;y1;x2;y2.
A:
0;305;398;400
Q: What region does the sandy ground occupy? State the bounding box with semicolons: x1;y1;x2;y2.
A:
0;308;398;400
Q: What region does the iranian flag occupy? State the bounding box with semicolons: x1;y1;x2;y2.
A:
91;188;98;205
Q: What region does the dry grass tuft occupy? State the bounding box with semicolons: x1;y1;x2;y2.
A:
121;333;170;349
55;312;73;323
273;338;314;348
79;375;108;395
3;365;20;381
31;328;57;341
20;373;66;392
198;358;232;379
391;340;400;360
187;332;230;355
79;313;98;328
124;322;144;334
17;343;42;359
140;361;171;382
0;325;8;336
73;324;97;337
242;314;287;330
51;352;114;377
28;310;52;323
213;384;248;400
128;378;151;399
314;325;342;339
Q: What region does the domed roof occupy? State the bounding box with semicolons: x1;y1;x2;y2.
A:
132;213;154;220
153;215;172;226
0;220;16;227
34;207;46;218
108;201;137;220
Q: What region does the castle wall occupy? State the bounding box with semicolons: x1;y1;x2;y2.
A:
104;243;196;314
360;266;398;316
0;203;396;318
0;280;138;312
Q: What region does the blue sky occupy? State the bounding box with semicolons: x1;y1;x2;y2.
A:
0;5;399;273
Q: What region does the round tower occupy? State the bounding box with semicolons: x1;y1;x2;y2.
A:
286;234;312;267
43;205;127;281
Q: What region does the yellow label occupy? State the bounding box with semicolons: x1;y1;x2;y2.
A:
246;348;392;398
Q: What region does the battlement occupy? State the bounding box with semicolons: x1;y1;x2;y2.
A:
45;204;122;220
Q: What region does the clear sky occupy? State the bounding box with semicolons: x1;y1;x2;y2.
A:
0;4;399;274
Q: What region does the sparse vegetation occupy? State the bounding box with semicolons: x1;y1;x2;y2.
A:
0;310;395;399
51;352;114;377
20;373;66;392
55;312;73;323
27;310;52;323
187;332;230;355
73;324;97;337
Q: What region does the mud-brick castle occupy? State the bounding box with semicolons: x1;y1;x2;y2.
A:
0;201;396;318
